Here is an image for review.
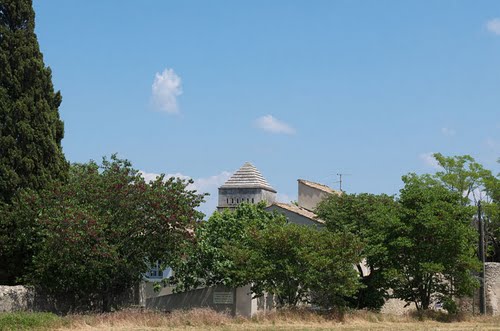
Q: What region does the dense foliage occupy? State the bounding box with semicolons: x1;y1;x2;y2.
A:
316;193;399;310
170;203;285;291
483;166;500;261
432;154;500;262
4;156;205;311
0;0;493;315
228;221;363;308
387;174;479;311
171;203;363;309
0;0;69;284
0;0;68;203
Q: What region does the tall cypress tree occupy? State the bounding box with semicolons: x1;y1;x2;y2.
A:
0;0;68;204
0;0;68;284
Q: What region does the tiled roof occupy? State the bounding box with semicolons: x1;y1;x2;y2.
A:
220;162;277;192
271;202;325;224
298;179;341;195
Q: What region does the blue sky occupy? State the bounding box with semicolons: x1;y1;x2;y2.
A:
33;1;500;215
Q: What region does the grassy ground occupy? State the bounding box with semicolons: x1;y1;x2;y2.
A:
1;309;500;331
0;312;59;331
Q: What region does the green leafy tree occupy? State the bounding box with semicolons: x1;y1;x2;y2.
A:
0;188;41;284
170;202;285;292
14;156;204;311
432;153;492;205
483;160;500;261
432;153;500;262
171;203;362;309
315;193;400;310
227;222;363;308
0;0;68;284
387;174;479;311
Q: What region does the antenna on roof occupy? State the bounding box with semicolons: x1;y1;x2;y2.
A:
335;173;351;192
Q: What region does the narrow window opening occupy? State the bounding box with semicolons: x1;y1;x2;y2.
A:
252;198;254;203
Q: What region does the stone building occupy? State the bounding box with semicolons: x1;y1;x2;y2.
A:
216;162;340;227
217;162;276;211
145;162;342;317
267;179;341;228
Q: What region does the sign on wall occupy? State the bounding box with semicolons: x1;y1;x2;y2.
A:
213;291;233;304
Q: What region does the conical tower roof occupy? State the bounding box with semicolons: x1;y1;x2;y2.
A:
220;162;276;192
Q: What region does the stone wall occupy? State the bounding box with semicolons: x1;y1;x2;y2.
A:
380;297;412;315
146;285;235;314
0;284;144;313
217;187;276;211
146;284;273;317
381;262;500;315
485;262;500;315
0;286;33;312
3;263;499;315
458;262;500;315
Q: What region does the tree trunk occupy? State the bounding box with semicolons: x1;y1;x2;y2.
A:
102;291;111;312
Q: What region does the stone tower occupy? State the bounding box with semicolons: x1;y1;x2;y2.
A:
217;162;277;211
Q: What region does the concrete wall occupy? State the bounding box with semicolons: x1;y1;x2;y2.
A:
146;284;273;317
0;284;144;313
217;187;276;210
147;285;236;315
297;181;330;212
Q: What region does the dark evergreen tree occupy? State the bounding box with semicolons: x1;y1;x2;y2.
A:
0;0;68;284
0;0;68;203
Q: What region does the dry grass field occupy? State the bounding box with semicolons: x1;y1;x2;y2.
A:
2;308;500;331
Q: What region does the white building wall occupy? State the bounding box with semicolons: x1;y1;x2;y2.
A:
218;187;276;211
297;181;331;211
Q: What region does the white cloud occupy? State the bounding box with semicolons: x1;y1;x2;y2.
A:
255;115;295;134
151;68;182;114
486;18;500;35
139;171;190;183
419;152;441;169
441;127;455;136
139;170;232;217
194;172;232;194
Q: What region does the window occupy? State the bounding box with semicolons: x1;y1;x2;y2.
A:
147;262;163;279
227;198;229;203
232;198;234;203
252;198;254;203
237;198;239;203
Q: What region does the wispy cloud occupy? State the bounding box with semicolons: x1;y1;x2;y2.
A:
441;127;455;136
486;18;500;35
419;152;441;169
151;68;182;114
139;171;190;183
255;115;295;134
139;170;232;217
